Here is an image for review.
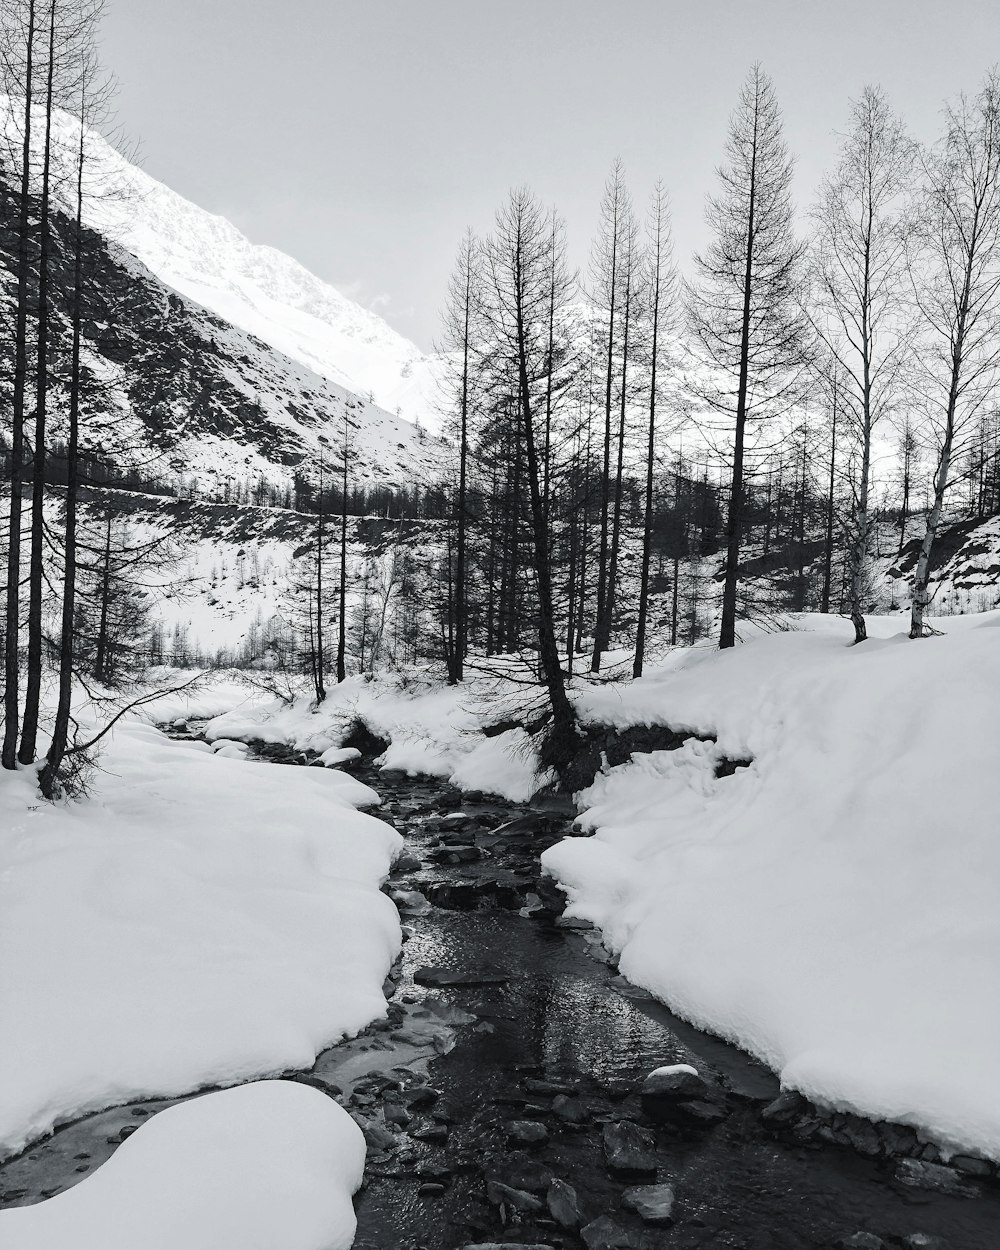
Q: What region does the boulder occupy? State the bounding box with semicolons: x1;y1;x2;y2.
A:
552;1094;589;1124
491;1152;554;1194
546;1178;582;1229
760;1088;808;1126
894;1158;980;1197
621;1183;676;1225
506;1120;549;1146
835;1234;886;1250
485;1180;545;1213
580;1215;641;1250
602;1120;657;1176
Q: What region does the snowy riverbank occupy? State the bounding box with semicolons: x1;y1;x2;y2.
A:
0;718;401;1159
544;612;1000;1161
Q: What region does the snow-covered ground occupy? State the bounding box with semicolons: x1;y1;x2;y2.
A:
0;714;401;1159
196;666;552;803
544;612;1000;1161
0;1081;365;1250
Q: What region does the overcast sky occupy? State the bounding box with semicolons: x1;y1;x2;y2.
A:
101;0;1000;352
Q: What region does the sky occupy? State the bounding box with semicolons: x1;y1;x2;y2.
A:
100;0;1000;353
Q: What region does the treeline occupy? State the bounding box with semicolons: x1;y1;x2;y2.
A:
417;63;1000;781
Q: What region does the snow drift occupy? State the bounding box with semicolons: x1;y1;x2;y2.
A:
0;1080;365;1250
0;720;402;1157
544;613;1000;1160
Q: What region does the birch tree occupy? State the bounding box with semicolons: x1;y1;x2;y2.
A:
809;85;912;643
908;72;1000;638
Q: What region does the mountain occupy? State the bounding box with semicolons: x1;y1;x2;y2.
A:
81;119;445;432
0;98;449;495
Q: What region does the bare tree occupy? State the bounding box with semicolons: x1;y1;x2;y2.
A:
687;64;807;649
589;160;632;672
908;71;1000;637
481;188;578;779
809;85;912;642
440;228;480;684
634;180;677;677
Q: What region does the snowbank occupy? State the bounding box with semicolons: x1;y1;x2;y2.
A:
543;613;1000;1159
201;671;551;801
0;1080;365;1250
0;720;401;1157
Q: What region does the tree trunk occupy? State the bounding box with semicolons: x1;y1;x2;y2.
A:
19;1;58;764
41;100;86;797
3;0;36;770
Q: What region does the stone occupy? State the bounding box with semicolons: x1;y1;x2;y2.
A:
556;915;594;930
413;966;509;987
491;1152;554;1194
401;1085;440;1109
760;1088;808;1126
674;1099;727;1127
418;1182;446;1197
507;1120;549;1146
383;1102;412;1128
602;1120;658;1176
458;1245;555;1250
412;1124;448;1144
357;1118;397;1152
393;852;422;873
840;1114;882;1158
949;1153;993;1177
641;1064;709;1107
901;1235;949;1250
621;1183;676;1225
580;1215;641;1250
879;1122;920;1157
485;1180;545;1213
546;1178;582;1229
524;1077;576;1096
552;1094;589;1124
894;1158;980;1197
835;1234;886;1250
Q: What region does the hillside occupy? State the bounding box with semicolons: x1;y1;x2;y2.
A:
0;101;448;497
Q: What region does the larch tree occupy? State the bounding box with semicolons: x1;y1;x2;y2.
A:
908;71;1000;638
687;63;807;649
440;227;481;684
634;179;677;677
481;188;578;780
589;159;633;672
809;85;912;643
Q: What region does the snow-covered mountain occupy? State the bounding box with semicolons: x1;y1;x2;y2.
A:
77;117;445;432
0;98;450;494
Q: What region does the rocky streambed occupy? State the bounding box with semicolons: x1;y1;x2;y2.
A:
2;742;998;1250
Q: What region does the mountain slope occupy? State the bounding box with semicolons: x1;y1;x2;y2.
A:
76;117;445;430
0;99;448;495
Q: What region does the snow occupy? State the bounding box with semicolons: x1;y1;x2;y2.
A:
55;103;445;432
543;613;1000;1160
200;672;552;802
0;1080;365;1250
0;718;401;1158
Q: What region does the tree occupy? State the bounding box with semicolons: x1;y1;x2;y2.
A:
687;63;807;649
440;228;480;684
634;180;677;677
809;85;912;643
1;0;38;770
589;160;634;672
908;72;1000;638
481;188;578;779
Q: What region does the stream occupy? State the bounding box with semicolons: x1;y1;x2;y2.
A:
2;747;998;1250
